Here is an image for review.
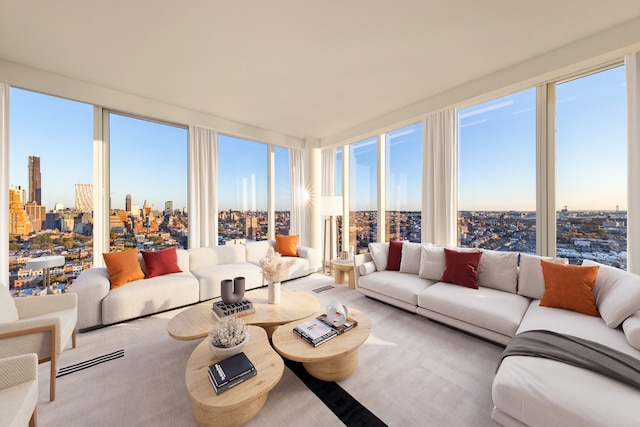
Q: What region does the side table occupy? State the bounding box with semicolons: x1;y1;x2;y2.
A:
331;259;355;289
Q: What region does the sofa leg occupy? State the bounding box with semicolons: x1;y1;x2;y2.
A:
50;356;56;401
72;330;77;349
30;408;37;427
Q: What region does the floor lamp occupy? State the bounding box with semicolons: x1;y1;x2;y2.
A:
320;196;343;274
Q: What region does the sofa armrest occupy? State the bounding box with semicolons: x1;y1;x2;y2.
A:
0;353;37;389
296;245;321;273
353;253;373;286
14;292;77;317
67;268;111;330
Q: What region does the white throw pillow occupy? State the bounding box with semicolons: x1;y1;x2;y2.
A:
517;253;568;299
359;261;376;276
582;259;640;328
622;312;640;351
477;250;518;293
369;242;389;272
399;242;422;275
418;244;445;280
0;285;19;323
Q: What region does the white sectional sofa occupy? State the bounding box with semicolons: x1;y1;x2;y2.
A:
354;241;640;427
69;240;320;330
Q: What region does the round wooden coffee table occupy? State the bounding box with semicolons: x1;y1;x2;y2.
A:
271;308;371;381
185;326;284;427
168;288;320;340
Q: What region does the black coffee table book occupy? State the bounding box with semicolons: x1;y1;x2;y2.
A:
207;352;257;395
211;298;255;320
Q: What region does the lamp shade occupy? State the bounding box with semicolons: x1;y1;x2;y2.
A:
319;196;343;216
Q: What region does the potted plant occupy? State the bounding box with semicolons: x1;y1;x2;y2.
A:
260;247;296;304
208;316;249;359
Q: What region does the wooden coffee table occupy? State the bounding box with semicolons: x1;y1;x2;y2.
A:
185;326;284;427
271;307;371;381
168;288;320;340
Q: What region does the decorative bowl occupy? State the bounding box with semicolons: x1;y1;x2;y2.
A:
208;334;248;359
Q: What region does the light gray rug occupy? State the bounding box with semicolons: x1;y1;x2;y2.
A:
38;274;502;427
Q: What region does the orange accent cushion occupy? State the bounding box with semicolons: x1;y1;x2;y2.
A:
103;248;145;289
141;247;182;278
275;235;299;257
539;259;600;317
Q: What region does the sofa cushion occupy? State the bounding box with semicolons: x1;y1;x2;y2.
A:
141;247;182;278
582;259;640;328
440;248;482;289
103;249;145;289
417;282;530;337
244;240;272;263
369;242;389;272
192;262;263;301
517;253;568;299
386;240;403;271
477;250;518;293
623;312;640;351
539;260;599;317
359;261;376;276
418;244;445;280
358;271;433;306
189;245;246;271
0;285;18;323
275;235;298;257
399;242;422;275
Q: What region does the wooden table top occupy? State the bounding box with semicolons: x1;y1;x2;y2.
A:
271;307;371;363
185;326;284;410
168;288;321;340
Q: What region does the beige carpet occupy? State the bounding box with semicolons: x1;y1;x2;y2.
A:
38;274;503;427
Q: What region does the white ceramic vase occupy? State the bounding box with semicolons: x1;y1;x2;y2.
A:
208;334;248;359
268;282;281;304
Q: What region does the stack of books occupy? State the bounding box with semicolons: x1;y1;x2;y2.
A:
211;298;255;321
293;318;338;347
207;352;257;395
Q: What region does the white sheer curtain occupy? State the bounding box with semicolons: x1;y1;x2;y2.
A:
321;147;336;196
289;147;306;243
626;52;640;273
423;108;457;246
0;83;8;285
188;126;218;248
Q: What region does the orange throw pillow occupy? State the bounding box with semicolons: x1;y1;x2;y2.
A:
539;259;600;317
275;235;299;257
103;248;145;289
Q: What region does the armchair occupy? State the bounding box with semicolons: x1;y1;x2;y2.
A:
0;284;77;401
0;353;38;427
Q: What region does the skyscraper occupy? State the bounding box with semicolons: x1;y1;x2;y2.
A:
126;194;132;212
75;183;93;212
165;200;173;214
28;156;41;205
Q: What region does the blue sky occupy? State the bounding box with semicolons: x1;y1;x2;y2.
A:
9;64;627;213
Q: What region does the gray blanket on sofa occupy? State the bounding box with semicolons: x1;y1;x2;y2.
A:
498;329;640;390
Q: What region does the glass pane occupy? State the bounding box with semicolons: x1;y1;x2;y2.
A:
218;135;268;243
274;147;290;235
349;137;378;253
385;122;422;242
458;88;536;253
336;147;343;251
556;66;627;268
9;88;93;296
109;113;188;251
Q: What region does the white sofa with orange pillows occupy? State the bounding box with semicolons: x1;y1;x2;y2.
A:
354;241;640;426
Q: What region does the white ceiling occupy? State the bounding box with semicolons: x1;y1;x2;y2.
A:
1;0;640;141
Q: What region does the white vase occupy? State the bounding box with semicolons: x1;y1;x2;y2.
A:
208;334;248;359
268;282;281;304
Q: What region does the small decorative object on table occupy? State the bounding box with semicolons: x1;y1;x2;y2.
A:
260;247;296;304
211;298;255;321
208;317;249;359
221;276;245;304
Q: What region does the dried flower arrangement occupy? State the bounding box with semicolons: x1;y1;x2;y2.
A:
209;316;248;348
260;247;296;284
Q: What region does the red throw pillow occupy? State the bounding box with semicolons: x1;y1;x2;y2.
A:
539;260;600;317
386;240;403;271
440;248;482;289
141;247;183;278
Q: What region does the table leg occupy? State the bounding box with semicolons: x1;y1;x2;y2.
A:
334;268;346;285
302;348;359;381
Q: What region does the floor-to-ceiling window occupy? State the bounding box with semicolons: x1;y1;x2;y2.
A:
8;88;93;295
385;123;422;242
349;137;377;253
217;135;268;243
109;113;188;252
458;89;537;252
555;66;627;268
274;146;290;235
